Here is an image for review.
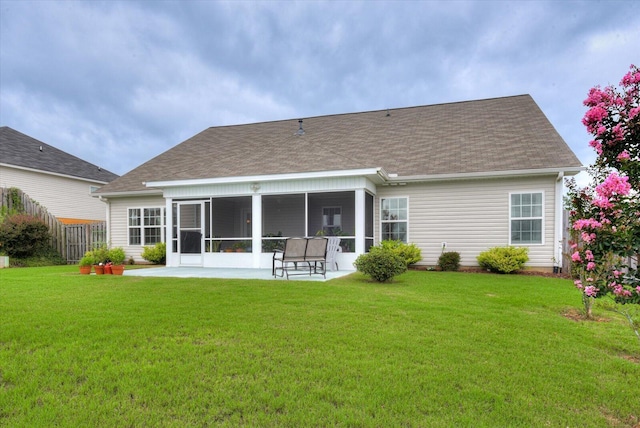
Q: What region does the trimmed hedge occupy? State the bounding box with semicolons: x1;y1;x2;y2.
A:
477;246;529;274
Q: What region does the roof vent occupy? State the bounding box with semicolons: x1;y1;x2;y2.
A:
39;145;43;152
295;119;305;136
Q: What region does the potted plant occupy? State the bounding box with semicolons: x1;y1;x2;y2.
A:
92;244;109;275
78;252;94;274
232;241;249;252
109;247;126;275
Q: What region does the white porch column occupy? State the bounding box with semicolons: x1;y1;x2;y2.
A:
165;197;176;267
355;189;365;254
252;193;262;268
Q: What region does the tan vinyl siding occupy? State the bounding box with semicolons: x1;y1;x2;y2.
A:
0;166;108;221
375;175;558;269
108;195;166;262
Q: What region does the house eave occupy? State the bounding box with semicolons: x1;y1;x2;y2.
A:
145;168;390;189
386;166;585;184
1;162;113;185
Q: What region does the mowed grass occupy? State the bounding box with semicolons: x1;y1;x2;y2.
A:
1;267;639;427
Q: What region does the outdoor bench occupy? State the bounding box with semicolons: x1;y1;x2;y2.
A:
272;237;328;279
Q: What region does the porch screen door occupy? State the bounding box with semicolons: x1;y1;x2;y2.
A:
179;203;203;266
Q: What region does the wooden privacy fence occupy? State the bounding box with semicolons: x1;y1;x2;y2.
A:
65;223;107;263
1;187;106;263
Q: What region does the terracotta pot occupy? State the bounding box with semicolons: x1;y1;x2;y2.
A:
94;265;105;275
79;265;92;275
104;265;113;275
111;265;125;275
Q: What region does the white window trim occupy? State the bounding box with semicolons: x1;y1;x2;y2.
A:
379;196;409;243
508;191;545;246
127;207;166;246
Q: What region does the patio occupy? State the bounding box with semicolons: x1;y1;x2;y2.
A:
124;266;355;281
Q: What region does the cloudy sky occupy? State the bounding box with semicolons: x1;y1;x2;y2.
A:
1;1;639;183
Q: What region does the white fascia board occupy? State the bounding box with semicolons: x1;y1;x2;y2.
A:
91;189;163;199
392;166;585;184
1;163;113;185
146;168;389;188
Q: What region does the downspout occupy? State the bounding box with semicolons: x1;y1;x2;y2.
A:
554;172;564;273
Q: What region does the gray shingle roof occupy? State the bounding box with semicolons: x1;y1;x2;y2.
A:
98;95;582;194
0;127;119;183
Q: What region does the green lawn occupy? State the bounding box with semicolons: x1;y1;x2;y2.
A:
1;266;638;427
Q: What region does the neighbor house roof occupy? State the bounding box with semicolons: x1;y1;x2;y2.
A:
97;95;582;194
0;126;119;183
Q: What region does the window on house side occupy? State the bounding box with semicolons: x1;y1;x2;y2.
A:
510;192;543;244
381;197;408;242
128;208;165;246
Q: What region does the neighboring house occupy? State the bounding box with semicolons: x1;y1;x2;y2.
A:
0;127;119;223
95;95;583;271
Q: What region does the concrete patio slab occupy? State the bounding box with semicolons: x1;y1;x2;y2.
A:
124;266;355;281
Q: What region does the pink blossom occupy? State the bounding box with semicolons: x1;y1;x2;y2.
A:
613;270;622;278
584;286;598;297
595;172;631;198
616;150;631;161
620;66;640;86
586;277;594;283
581;232;596;244
611;124;624;142
571;251;582;262
573;218;602;230
593;197;614;209
571;243;578;250
636;286;640;294
586;262;596;271
589;139;603;155
613;285;632;297
574;280;583;289
585;250;594;261
582;106;608;131
629;106;640;120
583;86;612;107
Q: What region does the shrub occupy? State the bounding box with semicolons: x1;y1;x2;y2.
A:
378;240;422;266
354;248;407;282
142;242;166;265
109;247;126;265
438;251;461;271
0;213;51;258
477;246;529;274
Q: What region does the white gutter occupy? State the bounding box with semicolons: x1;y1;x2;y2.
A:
554;172;565;270
391;167;584;184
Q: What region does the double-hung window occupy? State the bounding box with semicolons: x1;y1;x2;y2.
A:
510;192;543;244
381;197;408;242
128;208;165;245
322;206;342;235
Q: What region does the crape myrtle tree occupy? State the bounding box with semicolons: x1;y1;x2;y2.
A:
566;64;640;342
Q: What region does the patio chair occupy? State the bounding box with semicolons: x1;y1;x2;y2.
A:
325;237;341;271
304;237;328;278
272;237;308;278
